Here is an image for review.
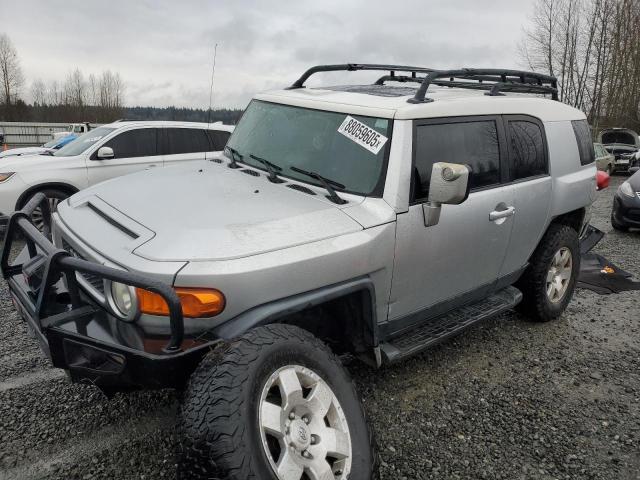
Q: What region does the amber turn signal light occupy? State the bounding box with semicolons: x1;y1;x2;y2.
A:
136;287;225;318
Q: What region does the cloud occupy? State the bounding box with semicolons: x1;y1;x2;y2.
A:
4;0;534;109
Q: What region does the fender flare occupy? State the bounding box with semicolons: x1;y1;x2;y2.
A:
212;276;378;346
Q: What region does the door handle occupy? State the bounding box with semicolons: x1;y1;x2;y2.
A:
489;206;515;221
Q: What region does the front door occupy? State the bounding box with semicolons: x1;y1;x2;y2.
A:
87;127;161;186
388;116;515;330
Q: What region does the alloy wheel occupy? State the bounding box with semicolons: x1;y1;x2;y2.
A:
30;196;60;231
546;246;573;303
258;365;352;480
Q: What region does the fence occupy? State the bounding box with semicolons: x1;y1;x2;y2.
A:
0;122;73;148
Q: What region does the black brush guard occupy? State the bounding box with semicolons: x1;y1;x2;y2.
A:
0;193;213;390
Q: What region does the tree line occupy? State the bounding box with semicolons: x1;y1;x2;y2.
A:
520;0;640;133
0;33;241;124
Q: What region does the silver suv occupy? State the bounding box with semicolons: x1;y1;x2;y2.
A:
2;65;597;480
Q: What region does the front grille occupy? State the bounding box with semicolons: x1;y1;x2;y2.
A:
61;238;105;294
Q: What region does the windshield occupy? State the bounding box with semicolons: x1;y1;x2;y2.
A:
226;100;392;196
54;126;115;157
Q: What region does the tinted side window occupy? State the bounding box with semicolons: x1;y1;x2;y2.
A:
207;130;231;150
572;120;595;166
166;128;210;155
507;120;548;180
414;120;500;200
102;128;157;159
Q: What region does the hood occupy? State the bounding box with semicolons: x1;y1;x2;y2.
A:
0;147;49;159
600;128;640;147
61;161;364;262
0;151;64;169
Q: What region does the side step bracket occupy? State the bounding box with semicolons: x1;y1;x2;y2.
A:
380;286;522;364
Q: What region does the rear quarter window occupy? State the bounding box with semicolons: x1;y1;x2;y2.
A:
572;120;595;166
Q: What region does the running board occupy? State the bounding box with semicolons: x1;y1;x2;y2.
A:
380;286;522;364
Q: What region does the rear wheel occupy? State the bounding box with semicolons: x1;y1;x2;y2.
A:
22;189;69;231
516;224;580;322
177;324;377;480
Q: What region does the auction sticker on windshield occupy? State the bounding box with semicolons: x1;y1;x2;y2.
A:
337;116;388;155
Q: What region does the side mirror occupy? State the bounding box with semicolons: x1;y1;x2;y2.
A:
422;162;471;227
596;170;610;191
96;146;114;160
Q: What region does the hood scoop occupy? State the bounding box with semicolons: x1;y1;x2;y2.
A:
86;203;139;239
58;195;155;258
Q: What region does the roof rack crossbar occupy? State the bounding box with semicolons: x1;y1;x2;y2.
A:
288;64;559;102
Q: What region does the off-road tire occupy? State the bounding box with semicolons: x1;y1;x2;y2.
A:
611;212;629;232
516;224;580;322
177;324;378;480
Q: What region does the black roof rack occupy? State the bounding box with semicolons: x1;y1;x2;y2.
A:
288;64;559;102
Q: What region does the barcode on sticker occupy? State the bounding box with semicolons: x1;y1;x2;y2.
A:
337;116;388;155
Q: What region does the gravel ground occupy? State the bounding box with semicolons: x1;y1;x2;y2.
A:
1;176;639;480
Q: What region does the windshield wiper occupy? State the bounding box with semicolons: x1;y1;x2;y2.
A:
224;146;243;169
290;166;347;204
249;154;284;183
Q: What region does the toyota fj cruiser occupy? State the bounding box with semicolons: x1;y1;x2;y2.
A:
2;64;597;480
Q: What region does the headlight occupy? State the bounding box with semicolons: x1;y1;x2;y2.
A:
108;281;138;321
619;181;635;198
0;172;15;182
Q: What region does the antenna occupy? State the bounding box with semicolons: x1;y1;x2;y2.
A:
207;43;218;125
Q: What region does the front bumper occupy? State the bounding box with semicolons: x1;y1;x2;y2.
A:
1;194;216;390
612;192;640;228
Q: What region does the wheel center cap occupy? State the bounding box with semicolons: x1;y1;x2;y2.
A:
289;419;311;450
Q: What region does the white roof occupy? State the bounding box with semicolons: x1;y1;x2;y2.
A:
256;85;586;122
101;120;234;132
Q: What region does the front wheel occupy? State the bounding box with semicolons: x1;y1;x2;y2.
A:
516;224;580;322
177;324;377;480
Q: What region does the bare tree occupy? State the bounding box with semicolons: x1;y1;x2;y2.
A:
30;78;47;106
99;70;125;110
0;33;24;106
87;73;98;106
63;68;86;107
46;79;61;106
520;0;640;131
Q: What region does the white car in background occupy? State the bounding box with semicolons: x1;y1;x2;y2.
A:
0;121;233;230
0;135;77;159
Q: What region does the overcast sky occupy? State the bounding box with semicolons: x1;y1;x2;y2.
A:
3;0;535;109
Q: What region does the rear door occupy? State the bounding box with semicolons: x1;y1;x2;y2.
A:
87;128;161;186
163;127;212;167
498;115;552;279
